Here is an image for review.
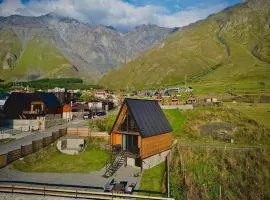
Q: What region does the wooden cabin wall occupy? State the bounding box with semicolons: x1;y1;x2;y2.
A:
112;132;122;145
111;103;127;145
112;104;127;132
141;132;172;159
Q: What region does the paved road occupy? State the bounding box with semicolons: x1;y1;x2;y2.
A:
0;165;141;192
0;120;88;154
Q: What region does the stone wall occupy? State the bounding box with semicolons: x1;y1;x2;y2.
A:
4;118;45;131
142;149;170;169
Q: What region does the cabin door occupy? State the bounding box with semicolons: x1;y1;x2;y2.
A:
122;135;127;151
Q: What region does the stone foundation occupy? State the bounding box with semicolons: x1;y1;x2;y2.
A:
142;149;170;169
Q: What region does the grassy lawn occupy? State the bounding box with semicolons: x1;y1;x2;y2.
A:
0;138;15;145
224;102;270;128
139;162;165;196
163;109;186;137
12;139;110;173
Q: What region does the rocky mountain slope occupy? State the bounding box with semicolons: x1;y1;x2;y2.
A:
100;0;270;92
0;13;173;82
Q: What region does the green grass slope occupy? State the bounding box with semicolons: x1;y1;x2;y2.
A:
99;0;270;93
0;28;22;80
1;36;78;81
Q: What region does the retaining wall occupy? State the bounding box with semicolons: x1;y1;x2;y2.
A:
3;119;45;131
142;149;170;169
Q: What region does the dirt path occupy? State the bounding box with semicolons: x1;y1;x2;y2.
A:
178;142;269;151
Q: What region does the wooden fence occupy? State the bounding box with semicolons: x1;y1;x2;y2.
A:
67;128;110;140
0;128;67;169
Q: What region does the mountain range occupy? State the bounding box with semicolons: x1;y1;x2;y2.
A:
0;13;174;82
0;0;269;93
100;0;270;92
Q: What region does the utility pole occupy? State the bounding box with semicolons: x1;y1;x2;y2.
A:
167;156;170;198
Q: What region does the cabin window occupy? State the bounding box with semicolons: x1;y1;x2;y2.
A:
119;112;139;132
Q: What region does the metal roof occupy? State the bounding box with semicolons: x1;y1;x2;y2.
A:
125;98;172;138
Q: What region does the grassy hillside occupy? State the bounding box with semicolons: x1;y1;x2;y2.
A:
164;105;270;199
1;36;78;81
0;28;22;80
170;146;270;200
100;0;270;93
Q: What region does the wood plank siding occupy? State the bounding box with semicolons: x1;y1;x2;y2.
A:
140;132;172;159
110;99;173;160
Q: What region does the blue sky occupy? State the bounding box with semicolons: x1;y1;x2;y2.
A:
0;0;243;29
123;0;241;13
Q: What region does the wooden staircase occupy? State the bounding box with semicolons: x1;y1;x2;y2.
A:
104;151;126;178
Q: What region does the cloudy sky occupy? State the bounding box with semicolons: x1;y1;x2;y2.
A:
0;0;242;29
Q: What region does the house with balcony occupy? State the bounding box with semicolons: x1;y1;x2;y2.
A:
105;98;172;177
3;92;63;131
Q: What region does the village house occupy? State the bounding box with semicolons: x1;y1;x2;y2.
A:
109;98;172;173
171;95;179;105
3;92;63;131
4;92;62;119
0;92;9;111
94;90;111;99
186;95;197;105
155;94;163;104
62;104;73;121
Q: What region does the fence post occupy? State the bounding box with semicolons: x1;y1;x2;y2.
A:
11;185;14;194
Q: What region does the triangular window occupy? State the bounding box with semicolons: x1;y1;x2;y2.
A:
119;111;139;132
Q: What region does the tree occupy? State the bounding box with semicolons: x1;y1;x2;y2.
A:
80;92;95;102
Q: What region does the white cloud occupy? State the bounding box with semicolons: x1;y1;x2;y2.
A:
0;0;230;29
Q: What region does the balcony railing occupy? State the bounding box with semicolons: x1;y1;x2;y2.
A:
105;144;140;157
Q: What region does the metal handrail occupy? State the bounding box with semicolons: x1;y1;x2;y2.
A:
0;183;174;200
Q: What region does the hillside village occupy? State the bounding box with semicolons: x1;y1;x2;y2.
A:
0;0;269;200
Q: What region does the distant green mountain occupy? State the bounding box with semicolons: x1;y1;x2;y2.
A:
99;0;270;93
0;33;77;81
0;14;172;83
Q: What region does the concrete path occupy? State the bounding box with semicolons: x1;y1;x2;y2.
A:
0;120;88;154
0;165;141;191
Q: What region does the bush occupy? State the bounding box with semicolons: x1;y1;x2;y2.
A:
89;115;117;132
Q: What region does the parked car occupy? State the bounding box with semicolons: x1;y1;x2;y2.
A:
96;111;106;116
83;113;92;119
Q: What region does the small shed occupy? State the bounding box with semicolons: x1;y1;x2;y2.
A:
110;98;173;169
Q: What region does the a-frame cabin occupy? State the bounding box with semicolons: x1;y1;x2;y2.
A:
110;98;173;169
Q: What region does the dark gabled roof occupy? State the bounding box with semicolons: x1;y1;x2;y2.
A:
124;98;172;138
4;92;61;119
35;92;61;108
0;92;10;100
